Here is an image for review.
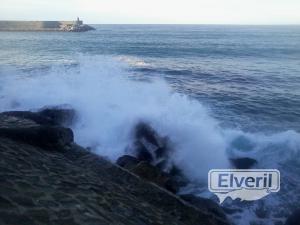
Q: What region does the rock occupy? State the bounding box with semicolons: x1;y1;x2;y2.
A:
123;122;189;193
60;24;95;32
130;161;179;193
0;126;73;150
1;107;76;126
1;111;54;126
117;155;186;193
0;129;231;225
132;122;171;164
180;194;227;220
116;155;140;170
285;209;300;225
134;141;154;162
230;157;257;169
38;107;76;126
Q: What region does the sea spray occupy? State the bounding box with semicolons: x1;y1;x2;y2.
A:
0;56;229;179
0;55;300;183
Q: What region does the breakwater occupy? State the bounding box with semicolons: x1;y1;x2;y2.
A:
0;19;95;32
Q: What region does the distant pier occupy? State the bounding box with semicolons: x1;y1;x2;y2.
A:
0;18;95;32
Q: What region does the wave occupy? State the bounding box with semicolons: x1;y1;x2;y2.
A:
0;55;299;183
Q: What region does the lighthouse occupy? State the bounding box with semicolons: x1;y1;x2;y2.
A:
76;17;83;26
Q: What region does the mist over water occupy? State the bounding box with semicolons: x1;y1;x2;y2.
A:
1;55;299;176
1;25;300;225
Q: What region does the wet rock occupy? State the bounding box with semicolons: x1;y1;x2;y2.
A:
10;196;35;207
123;122;190;193
130;161;179;193
38;107;76;126
285;209;300;225
131;122;171;165
1;107;76;126
26;209;50;224
116;155;140;170
0;196;14;208
0;126;73;150
0;112;231;225
180;194;227;220
1;111;54;126
135;141;154;162
0;212;37;225
230;157;257;169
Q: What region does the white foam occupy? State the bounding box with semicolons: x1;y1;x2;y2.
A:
0;55;299;184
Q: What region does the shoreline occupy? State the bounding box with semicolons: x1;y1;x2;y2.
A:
0;107;229;225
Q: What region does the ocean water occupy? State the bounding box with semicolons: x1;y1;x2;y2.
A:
0;25;300;224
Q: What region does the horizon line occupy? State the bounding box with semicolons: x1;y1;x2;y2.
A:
1;20;300;26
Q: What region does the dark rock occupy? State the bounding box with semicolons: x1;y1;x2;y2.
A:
130;161;179;193
230;157;257;169
26;209;50;224
0;212;37;225
1;111;54;126
135;122;160;146
38;108;76;126
0;196;14;208
285;209;300;225
180;194;227;220
0;112;231;225
0;126;73;150
1;107;76;126
135;141;154;162
116;155;140;170
123;122;189;193
131;122;171;164
10;196;35;207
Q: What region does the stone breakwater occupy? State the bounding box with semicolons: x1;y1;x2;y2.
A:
0;20;95;32
0;107;230;225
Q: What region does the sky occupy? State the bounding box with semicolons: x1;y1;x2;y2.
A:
1;0;300;24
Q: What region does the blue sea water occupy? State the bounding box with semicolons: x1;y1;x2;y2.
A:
0;25;300;225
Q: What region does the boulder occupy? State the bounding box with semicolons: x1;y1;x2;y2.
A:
129;161;179;193
38;108;76;126
130;122;171;168
230;157;257;169
285;209;300;225
0;126;73;150
116;155;140;170
122;122;190;193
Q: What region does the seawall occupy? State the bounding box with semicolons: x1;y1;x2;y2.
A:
0;20;95;32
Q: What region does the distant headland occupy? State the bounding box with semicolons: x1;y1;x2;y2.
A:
0;17;95;32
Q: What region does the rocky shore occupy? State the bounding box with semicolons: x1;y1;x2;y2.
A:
0;107;298;225
0;107;230;225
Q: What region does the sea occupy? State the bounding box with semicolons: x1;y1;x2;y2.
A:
0;25;300;225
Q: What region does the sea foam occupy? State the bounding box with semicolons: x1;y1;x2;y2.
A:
0;55;299;183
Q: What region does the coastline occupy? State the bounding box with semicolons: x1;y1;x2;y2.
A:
0;107;229;225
